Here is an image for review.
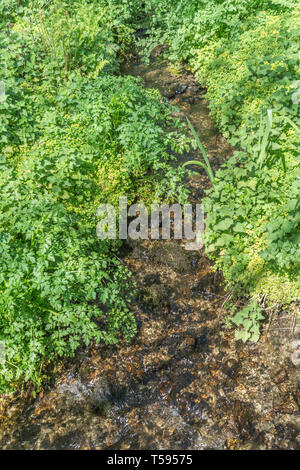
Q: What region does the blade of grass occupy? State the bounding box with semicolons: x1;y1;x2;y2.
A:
185;117;215;186
257;109;273;169
285;117;300;133
280;154;287;172
182;160;211;171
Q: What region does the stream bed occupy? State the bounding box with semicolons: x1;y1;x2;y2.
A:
0;51;299;450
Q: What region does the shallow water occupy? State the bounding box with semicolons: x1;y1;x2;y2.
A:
0;52;299;450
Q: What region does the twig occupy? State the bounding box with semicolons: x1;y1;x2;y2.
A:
290;311;297;338
218;283;238;318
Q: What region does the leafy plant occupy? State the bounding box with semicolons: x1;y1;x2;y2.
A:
143;0;300;305
0;0;190;393
230;300;265;343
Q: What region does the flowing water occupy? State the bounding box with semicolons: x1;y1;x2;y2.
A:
0;50;299;450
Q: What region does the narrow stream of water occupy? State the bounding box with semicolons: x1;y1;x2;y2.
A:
0;52;299;450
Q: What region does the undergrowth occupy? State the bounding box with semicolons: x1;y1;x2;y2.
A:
142;0;300;307
1;0;299;390
0;0;189;393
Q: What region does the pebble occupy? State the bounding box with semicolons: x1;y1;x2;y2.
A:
273;369;288;385
290;339;300;366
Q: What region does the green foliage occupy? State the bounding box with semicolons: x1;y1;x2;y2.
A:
0;1;189;392
230;301;264;343
144;0;300;310
0;159;136;390
203;149;300;302
260;188;300;270
141;0;296;63
0;0;144;150
2;0;299;388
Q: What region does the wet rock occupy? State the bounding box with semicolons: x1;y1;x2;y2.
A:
191;272;221;297
237;440;266;450
144;273;161;285
233;401;255;439
150;242;192;273
176;393;210;425
170;372;196;399
162;84;178;100
190;253;200;269
290;339;300;366
182;95;196;105
179;335;197;351
291;384;300;409
88;378;114;416
57;377;88;401
273;369;288;385
79;363;94;382
222;360;239;379
51;430;84;450
175;83;188;95
13;424;41;443
169;303;181;317
139;283;171;308
195;327;210;353
186;85;196;93
273;396;296;414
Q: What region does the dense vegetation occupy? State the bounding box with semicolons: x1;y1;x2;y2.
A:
143;0;300;304
0;0;188;392
0;0;299;391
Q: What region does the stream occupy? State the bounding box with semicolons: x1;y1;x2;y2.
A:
0;50;299;450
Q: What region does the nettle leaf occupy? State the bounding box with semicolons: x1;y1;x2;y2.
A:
235;330;251;343
231;301;264;343
214;234;234;247
286;199;298;211
214;218;234;231
233;223;245;233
